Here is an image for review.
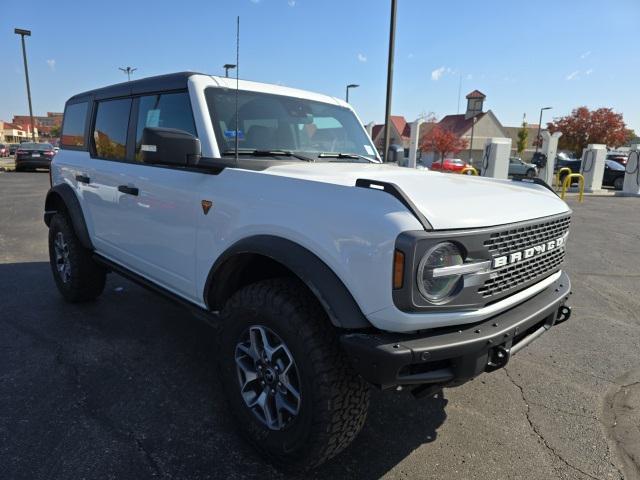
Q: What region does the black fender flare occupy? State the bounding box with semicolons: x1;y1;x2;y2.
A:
204;235;372;330
44;184;94;250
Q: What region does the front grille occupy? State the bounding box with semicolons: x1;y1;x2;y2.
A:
483;215;571;256
479;247;565;298
478;214;571;299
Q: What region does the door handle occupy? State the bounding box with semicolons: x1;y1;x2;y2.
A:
118;185;139;196
75;174;90;184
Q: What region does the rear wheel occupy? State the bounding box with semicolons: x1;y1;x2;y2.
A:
526;168;536;178
614;177;624;190
48;213;106;302
218;278;369;471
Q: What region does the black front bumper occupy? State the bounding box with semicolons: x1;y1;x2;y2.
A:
341;271;571;390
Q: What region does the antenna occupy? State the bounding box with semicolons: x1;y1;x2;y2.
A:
234;16;240;167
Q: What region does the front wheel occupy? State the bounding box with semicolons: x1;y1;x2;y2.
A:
218;279;369;471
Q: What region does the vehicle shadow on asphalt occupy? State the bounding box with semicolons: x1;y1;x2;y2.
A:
0;261;448;480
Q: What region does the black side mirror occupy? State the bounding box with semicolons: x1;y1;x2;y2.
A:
140;127;201;166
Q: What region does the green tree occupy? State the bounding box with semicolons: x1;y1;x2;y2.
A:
50;125;61;138
516;120;528;156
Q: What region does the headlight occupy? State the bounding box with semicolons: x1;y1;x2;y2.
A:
417;242;464;302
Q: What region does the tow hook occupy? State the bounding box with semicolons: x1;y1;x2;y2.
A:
486;345;510;372
556;305;572;324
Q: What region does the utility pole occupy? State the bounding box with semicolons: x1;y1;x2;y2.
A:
382;0;397;162
346;84;359;103
119;66;137;81
14;28;35;141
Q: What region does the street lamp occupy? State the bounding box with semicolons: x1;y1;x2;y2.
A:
14;28;35;141
346;84;359;103
224;64;236;78
535;106;552;153
119;66;137;81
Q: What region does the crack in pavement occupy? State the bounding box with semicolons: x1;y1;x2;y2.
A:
503;368;604;480
603;376;640;480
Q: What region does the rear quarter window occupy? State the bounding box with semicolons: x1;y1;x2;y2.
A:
61;102;88;148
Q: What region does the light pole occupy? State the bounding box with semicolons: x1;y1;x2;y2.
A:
535;106;552;153
119;66;137;81
224;64;236;78
14;28;35;141
382;0;397;161
467;116;477;165
346;84;359;103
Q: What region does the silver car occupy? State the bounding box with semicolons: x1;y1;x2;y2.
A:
509;157;538;178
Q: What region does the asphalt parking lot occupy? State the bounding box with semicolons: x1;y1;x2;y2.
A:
1;172;639;480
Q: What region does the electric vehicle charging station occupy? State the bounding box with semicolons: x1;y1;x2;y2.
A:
622;147;640;196
580;144;607;192
538;131;562;186
480;137;511;179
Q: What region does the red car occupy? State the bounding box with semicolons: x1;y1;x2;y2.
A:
0;144;9;157
430;158;468;173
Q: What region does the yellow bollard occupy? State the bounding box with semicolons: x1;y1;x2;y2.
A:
555;168;572;189
460;166;478;176
561;173;585;202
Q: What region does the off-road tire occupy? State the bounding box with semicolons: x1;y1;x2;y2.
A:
48;213;106;302
218;278;370;471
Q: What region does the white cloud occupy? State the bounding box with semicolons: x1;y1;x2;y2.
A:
580;50;591;59
287;0;296;5
431;66;446;81
357;53;367;63
566;70;580;80
585;68;594;75
46;59;55;71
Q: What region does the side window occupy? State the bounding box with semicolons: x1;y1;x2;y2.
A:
135;92;196;161
61;102;88;148
92;98;132;161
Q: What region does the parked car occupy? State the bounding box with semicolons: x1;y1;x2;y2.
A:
606;153;628;166
46;72;573;470
430;157;468;172
0;144;9;157
603;159;626;190
15;142;56;171
508;157;537;178
9;144;20;155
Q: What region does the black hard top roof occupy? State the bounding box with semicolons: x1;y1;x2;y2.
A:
67;71;206;103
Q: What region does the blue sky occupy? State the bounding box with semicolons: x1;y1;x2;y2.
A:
1;0;639;132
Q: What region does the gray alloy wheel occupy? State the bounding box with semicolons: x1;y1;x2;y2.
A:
53;231;71;283
235;325;302;431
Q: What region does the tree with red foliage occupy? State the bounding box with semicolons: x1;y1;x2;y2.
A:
420;125;468;160
546;107;634;156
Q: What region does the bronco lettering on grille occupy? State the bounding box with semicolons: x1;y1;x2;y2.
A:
492;233;567;269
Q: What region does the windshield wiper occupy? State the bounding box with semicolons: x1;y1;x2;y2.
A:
222;149;314;162
317;152;380;163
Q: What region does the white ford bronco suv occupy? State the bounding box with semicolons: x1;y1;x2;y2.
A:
46;72;572;470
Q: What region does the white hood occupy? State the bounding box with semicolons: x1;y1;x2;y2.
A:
261;163;570;230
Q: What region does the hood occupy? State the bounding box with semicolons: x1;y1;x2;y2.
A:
261;163;570;230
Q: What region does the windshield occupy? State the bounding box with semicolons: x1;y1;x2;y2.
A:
606;160;625;170
205;88;378;161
